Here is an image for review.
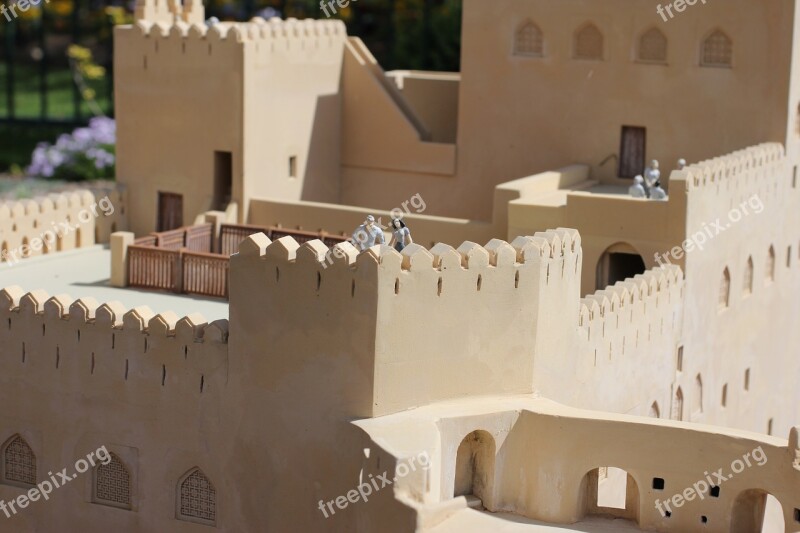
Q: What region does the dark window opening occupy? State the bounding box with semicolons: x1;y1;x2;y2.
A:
214;151;233;211
596;251;646;290
619;126;647;178
652;478;665;490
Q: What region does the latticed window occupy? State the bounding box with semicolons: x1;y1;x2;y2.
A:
514;21;543;57
719;267;731;309
701;30;733;67
574;24;604;60
638;28;667;63
178;469;216;525
744;256;754;294
3;435;36;487
93;454;131;509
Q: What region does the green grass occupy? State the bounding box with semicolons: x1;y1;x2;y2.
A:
0;63;113;172
0;63;112;120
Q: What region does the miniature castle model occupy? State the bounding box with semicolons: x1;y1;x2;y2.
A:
0;0;799;532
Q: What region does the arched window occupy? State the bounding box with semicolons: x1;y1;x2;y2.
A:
719;267;731;309
766;246;775;283
574;24;604;60
693;374;703;414
2;435;36;487
671;387;684;421
93;453;131;509
638;28;667;63
743;256;754;295
701;29;733;68
514;21;543;57
177;468;216;526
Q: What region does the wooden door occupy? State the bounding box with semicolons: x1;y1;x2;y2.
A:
619;126;646;178
158;192;183;232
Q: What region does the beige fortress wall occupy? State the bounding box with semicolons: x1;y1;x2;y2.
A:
504;165;688;295
0;287;229;532
240;18;348;220
246;197;497;249
453;0;796;220
354;398;800;532
384;70;460;144
114;21;245;237
338;38;458;215
677;144;800;436
0;191;98;262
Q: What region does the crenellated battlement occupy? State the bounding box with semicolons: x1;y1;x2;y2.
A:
0;285;228;395
682;143;785;190
129;15;346;50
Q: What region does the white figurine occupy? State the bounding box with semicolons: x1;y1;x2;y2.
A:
351;215;385;252
677;158;687;171
650;185;668;201
644;159;661;190
629;175;647;198
388;218;413;252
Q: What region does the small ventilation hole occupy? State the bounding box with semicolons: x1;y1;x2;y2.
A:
394;278;400;295
317;271;322;291
161;365;166;386
351;279;356;297
477;275;482;291
56;346;60;369
42;324;45;336
200;375;205;393
91;353;95;375
144;338;148;353
276;267;280;282
77;330;81;342
125;359;129;380
437;277;443;296
184;345;188;358
515;271;520;289
112;334;115;350
22;342;25;363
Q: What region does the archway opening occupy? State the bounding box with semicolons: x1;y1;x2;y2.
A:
582;467;640;523
731;489;785;533
454;430;495;509
596;243;646;290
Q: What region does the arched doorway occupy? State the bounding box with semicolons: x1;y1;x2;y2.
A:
453;430;495;508
582;467;640;523
596;243;646;291
731;489;785;533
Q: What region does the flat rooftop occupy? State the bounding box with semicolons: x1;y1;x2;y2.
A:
1;246;229;321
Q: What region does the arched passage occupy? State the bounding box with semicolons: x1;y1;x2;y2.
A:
581;466;640;523
731;489;785;533
596;243;646;291
453;430;495;508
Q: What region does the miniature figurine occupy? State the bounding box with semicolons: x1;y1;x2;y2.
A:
388;218;413;252
677;158;687;170
629;175;647;198
644;159;661;190
650;185;667;200
351;215;385;252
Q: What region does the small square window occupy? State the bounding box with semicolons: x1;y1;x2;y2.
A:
289;156;297;179
653;477;665;490
665;511;672;518
701;515;708;524
710;486;720;498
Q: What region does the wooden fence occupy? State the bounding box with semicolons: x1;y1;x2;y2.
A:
183;251;230;298
127;223;347;300
127;246;182;292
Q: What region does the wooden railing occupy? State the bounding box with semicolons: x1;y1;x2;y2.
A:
185;224;213;253
126;224;346;300
127;246;181;292
183;251;229;298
